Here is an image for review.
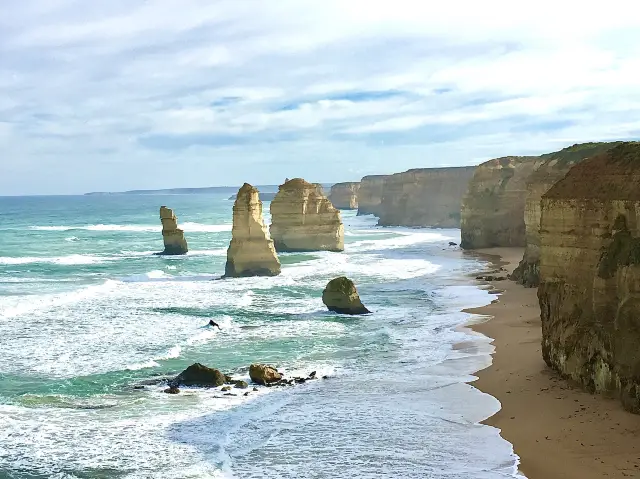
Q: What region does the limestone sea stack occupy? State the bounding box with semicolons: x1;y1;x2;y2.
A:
377;167;475;227
269;178;344;252
357;175;388;216
322;277;370;315
511;142;622;287
224;183;281;278
538;142;640;412
158;206;188;255
329;182;360;210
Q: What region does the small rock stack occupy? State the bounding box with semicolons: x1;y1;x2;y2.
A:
158;206;188;255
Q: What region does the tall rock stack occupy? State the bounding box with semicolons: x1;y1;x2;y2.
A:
270;178;344;252
511;142;621;287
158;206;188;255
224;183;281;278
357;175;388;217
538;142;640;412
329;182;360;210
377;167;475;227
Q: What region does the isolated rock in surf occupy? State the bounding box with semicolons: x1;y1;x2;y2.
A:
224;183;281;278
249;363;283;385
157;206;188;255
170;363;226;388
322;276;371;315
269;178;344;252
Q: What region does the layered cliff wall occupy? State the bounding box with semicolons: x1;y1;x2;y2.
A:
377;167;475;227
461;156;537;249
270;178;344;252
329;182;360;210
357;175;388;216
511;142;622;287
538;142;640;412
225;183;281;277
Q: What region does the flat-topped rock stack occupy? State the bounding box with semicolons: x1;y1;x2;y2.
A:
269;178;344;252
357;175;389;217
158;206;188;255
329;182;360;210
224;183;281;278
538;142;640;412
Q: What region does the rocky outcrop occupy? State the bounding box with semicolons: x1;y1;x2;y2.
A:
538;142;640;412
322;277;370;315
228;192;277;202
158;206;188;255
224;183;281;277
461;156;537;249
377;167;475;227
249;364;283;385
269;178;344;252
329;182;360;210
512;142;622;287
357;175;388;216
170;363;226;388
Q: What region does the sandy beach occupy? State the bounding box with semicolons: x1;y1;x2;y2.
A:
467;247;640;479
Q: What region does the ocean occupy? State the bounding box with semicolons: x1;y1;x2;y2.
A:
0;193;522;478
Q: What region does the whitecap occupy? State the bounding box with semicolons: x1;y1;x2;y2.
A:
0;254;109;266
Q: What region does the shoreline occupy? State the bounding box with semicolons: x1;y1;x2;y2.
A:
464;247;640;479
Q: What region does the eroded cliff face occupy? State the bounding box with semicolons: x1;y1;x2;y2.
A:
158;206;188;255
461;156;537;249
329;182;360;210
269;178;344;252
377;167;475;227
538;142;640;412
225;183;281;277
512;142;622;287
357;175;388;216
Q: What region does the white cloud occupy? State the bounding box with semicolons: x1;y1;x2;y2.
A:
1;0;640;194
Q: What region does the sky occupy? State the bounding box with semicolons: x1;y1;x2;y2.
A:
1;1;640;195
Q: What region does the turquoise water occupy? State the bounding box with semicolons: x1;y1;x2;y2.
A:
0;194;521;478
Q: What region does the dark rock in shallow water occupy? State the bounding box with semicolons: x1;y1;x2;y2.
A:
170;363;226;388
253;387;259;392
249;363;283;385
322;276;371;315
244;391;250;396
233;380;249;389
221;386;232;391
164;386;180;394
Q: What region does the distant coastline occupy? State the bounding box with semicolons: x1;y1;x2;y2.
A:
84;183;334;196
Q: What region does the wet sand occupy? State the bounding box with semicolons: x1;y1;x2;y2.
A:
466;247;640;479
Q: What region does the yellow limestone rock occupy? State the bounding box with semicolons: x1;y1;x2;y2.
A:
329;182;360;210
511;142;622;287
158;206;188;255
224;183;281;277
377;167;475;227
270;178;344;252
538;142;640;412
357;175;388;216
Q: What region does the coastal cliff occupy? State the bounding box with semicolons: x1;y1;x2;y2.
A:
538;142;640;412
377;167;475;227
224;183;281;277
329;182;360;210
357;175;388;216
512;142;621;286
461;156;537;249
270;178;344;252
158;206;188;255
